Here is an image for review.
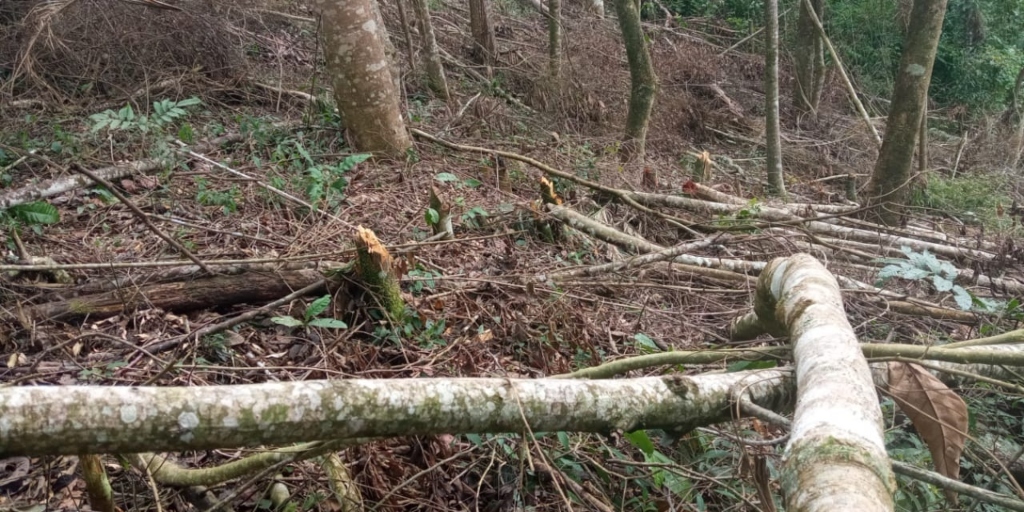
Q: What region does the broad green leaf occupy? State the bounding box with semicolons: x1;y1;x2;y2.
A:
932;275;954;292
952;287;974;311
336;153;371;172
119;105;135;121
463;178;483;188
294;142;314;165
305;294;332;320
434;172;459;183
634;333;660;352
727;360;777;372
900;267;931;281
425;207;440;225
308;318;348;329
624;430;656;456
9;202;59;225
271;316;304;327
176;97;202;107
556;431;570;449
90;118;111;132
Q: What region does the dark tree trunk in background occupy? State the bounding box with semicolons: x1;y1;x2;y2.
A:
412;0;450;100
613;0;657;161
469;0;496;68
765;0;785;197
794;0;825;113
548;0;561;80
866;0;948;225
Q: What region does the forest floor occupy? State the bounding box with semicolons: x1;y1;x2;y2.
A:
1;0;1023;510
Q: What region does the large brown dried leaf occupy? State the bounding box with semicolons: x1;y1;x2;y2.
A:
888;362;969;502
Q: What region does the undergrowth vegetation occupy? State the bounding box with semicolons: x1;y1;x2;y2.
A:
910;174;1016;230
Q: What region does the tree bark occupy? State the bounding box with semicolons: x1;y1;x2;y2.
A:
319;0;412;156
469;0;496;68
0;372;794;456
764;0;785;197
793;0;825;113
411;0;450;100
395;0;417;73
731;254;895;510
865;0;948;225
24;269;327;321
613;0;657;161
548;0;561;80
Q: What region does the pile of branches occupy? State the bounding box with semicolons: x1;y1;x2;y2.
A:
0;0;253;100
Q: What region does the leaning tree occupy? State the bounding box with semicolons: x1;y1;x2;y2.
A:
865;0;948;225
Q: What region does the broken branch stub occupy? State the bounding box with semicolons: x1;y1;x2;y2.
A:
354;226;405;320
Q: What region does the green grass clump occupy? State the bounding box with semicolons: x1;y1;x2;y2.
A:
910;174;1014;229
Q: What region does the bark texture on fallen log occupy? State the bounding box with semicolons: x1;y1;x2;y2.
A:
24;269;328;321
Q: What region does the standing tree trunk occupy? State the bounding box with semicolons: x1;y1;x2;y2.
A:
319;0;412;156
613;0;657;161
865;0;948;225
412;0;450;100
765;0;785;196
793;0;825;113
548;0;561;80
469;0;496;68
395;0;417;73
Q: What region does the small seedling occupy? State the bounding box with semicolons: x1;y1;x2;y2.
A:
271;295;348;330
89;97;202;134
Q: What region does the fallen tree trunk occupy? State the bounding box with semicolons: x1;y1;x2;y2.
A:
0;371;795;456
628;190;996;263
0;132;243;209
733;254;895;510
21;269;328;322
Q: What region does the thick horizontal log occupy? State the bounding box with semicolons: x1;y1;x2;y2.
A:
0;372;793;456
24;269;326;321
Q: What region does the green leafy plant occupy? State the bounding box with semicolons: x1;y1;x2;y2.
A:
271;295;348;330
1;201;60;240
89;97;202;134
875;247;994;311
434;171;481;189
624;430;695;502
407;268;442;294
265;137;370;210
461;206;489;228
370;306;446;348
194;177;240;214
302;151;370;209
